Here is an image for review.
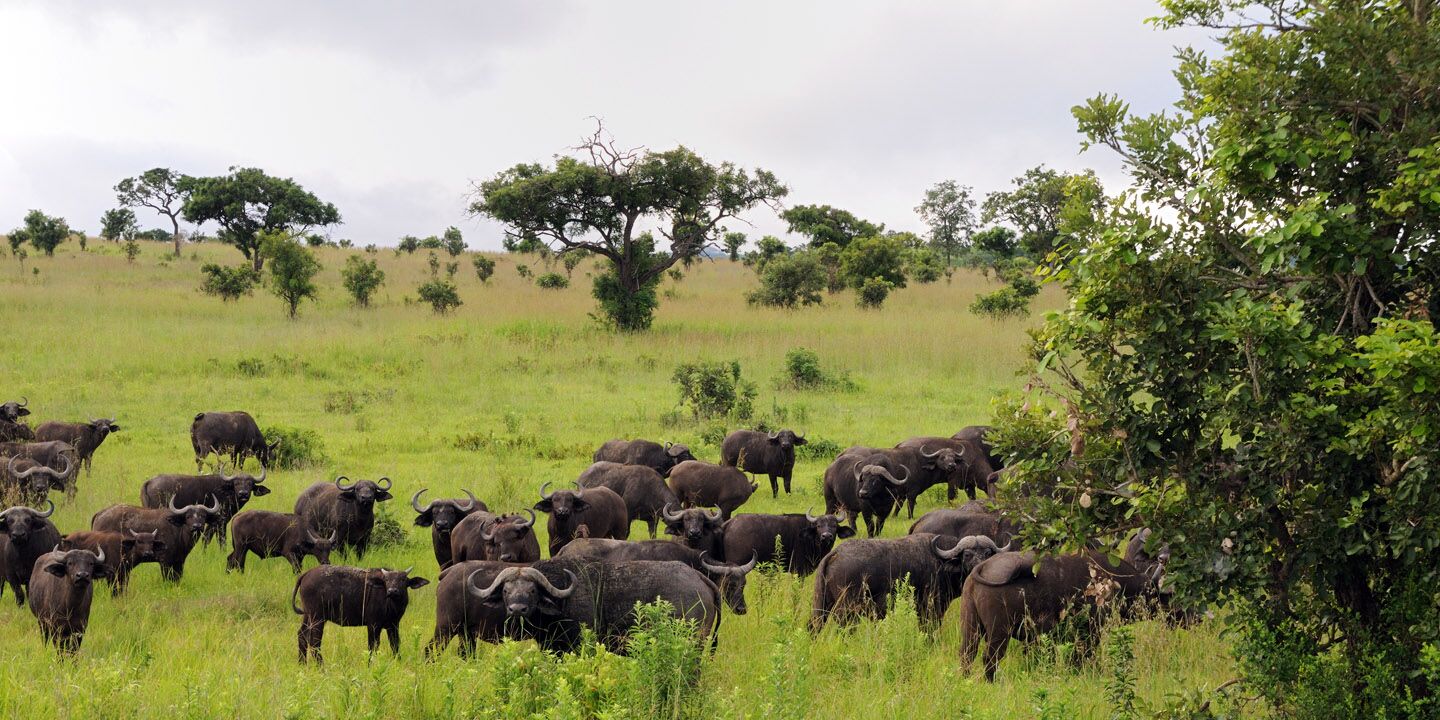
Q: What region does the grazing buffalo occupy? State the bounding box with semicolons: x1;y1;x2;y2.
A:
410;488;485;567
28;547;108;654
61;530;164;596
959;549;1164;681
0;442;79;498
467;558;721;654
533;483;629;556
721;509;854;576
91;496;220;581
292;565;429;664
227;510;338;573
0;501;60;604
34;419;119;476
576;462;678;538
555;537;757;614
811;533;1004;631
140;465;270;545
427;560;518;657
720;429;807;498
661;504;727;559
449;510;541;564
822;449;910;537
4;454;72;503
593;439;696;478
190;411;279;471
0;398;34;442
667;460;757;520
909;508;1018;546
294;477;394;559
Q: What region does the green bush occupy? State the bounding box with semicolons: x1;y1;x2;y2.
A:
341;255;385;307
970;286;1031;318
473;255;496;283
907;248;945;284
199;263;258;301
857;276;894;309
592;268;660;332
625;601;704;718
747;252;825;308
263;425;328;470
839;235;908;291
368;502;409;550
672;360;755;420
536;272;569;289
417;279;462;314
784;347;825;388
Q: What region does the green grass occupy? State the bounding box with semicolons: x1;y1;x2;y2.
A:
0;241;1240;719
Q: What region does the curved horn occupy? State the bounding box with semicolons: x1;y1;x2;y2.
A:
8;455;35;478
805;506;818;523
307;529;325;544
410;488;429;513
706;507;722;522
253;464;267;484
53;453;73;479
402;565;413;575
919;445;943;459
34;499;55;518
376;477;392;491
513;509;536;530
661;503;683;522
94;546;106;565
168;495;185;514
539;481;554;500
739;550;758;573
218;462;238;482
998;539;1014;552
470;566;523;599
327;528;338;543
853;463;863;482
334;476;355;491
524;567;576;598
204;494;221;514
768;430;780;440
874;464;909;485
932;536;966;560
834;508;848;525
17;396;27;408
458;489;478;511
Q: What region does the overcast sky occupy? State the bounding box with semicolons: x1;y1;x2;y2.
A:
0;1;1212;249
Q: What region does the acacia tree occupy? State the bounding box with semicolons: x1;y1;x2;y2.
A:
9;210;75;256
723;231;747;261
471;124;787;330
915;180;977;264
780;204;883;248
981;166;1104;258
182;167;340;271
99;208;138;243
115;168;191;257
997;1;1440;714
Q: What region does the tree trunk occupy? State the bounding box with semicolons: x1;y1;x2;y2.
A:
170;216;181;257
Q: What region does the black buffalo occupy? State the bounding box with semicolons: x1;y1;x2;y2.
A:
140;465;270;545
449;510;541;564
227;510;338;573
812;533;1003;631
410;488;485;567
721;509;854;576
190;411;279;471
720;428;807;498
292;565;429;663
34;418;119;476
822;449;910;537
593;439;696;478
946;428;1002;498
909;508;1018;546
667;460;757;520
891;440;968;516
294;476;394;559
555;537;757;614
4;454;72;503
0;398;33;442
953;425;1003;470
28;547;108;654
0;441;79;498
61;529;165;596
533;483;629;556
91;496;220;581
0;500;60;604
576;461;678;538
660;504;727;559
427;560;519;657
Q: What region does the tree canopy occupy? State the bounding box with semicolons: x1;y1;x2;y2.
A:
115;168;192;257
8;210;76;256
981;165;1104;258
915;180;977;264
182;167;340;271
779;204;883;248
99;208;138;243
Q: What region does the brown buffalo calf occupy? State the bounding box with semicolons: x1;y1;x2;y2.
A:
291;565;429;663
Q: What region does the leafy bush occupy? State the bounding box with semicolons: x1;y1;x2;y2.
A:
416;279;462;314
368;503;409;550
907;248;945;284
672;360;756;420
970;286;1031;318
341;255;385;307
625;601;703;718
857;276;894;309
592;268;660;332
795;436;842;461
536;272;569;289
780;347;852;391
839;235;908;290
262;232;322;319
473;255;496;283
516;263;532;279
124;239;141;264
263;425;328;470
199;263;258;301
747;252;825;308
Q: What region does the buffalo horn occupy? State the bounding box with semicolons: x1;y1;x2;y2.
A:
661;503;683;522
524;567;576;598
458;489;479;511
93;546;106;565
514;509;536;530
334;476;355;491
805;506;818;523
919;445;942;459
376;477;392;491
932;536;967;559
538;481;554;500
410;488;430;513
705;507;722;522
34;499;55;518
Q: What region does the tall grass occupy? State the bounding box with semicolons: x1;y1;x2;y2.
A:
0;242;1239;718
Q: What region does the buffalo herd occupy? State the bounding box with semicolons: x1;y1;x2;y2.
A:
0;398;1174;681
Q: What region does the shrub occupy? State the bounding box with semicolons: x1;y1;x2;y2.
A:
516;263;532;279
368;503;409;550
795;436;842;461
341;255;385;307
199;263;258;301
839;235;907;290
970;286;1031;318
747;252;825;308
857;276;894;309
672;360;756;420
907;248;944;284
536;272;569;289
124;239;140;263
263;425;328;470
416;279;462;314
427;252;441;277
625;601;703;718
592;268;660;332
473;255;496;283
262;232;322;319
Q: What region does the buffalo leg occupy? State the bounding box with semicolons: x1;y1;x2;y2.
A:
160;564;182;582
782;473;792;495
769;475;779;499
59;631;81;655
982;634;1009;682
386;625;401;655
298;618;325;663
959;607;982;673
112;566;130;596
287;554;304;573
366;625;381;654
646;518;658;539
227;545;247;572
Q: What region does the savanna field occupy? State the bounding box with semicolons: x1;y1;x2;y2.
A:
0;241;1237;719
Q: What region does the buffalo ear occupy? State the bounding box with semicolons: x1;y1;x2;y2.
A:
0;518;9;534
533;499;554;514
837;526;857;539
413;511;434;527
44;561;67;577
93;563;113;579
663;522;682;536
768;436;780;445
375;490;393;502
16;408;30;417
795;436;808;446
338;490;357;502
109;424;121;432
252;485;272;496
406;576;430;589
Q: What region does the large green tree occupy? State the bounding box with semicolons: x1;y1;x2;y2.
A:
981;165;1104;258
997;1;1440;714
182;167;340;271
8;210;76;256
99;208;138;243
115;168;192;257
915;180;977;264
780;204;883;248
471;124;787;330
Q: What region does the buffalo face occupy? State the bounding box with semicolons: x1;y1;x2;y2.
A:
470;566;575;620
411;489;480;533
0;501;55;545
298;529;339;565
367;568;429;601
336;477;393;509
534;485;589;520
805;509;856;546
855;461;908;501
168;495;222;536
482;511;537;562
663;505;723;546
663;442;697;472
767;429;806;454
121;530;166;563
256;439;282;469
932;535;1006;578
44;549;110;588
0;399;30;423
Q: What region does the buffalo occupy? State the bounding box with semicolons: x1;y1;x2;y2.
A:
91;496;220;581
410;488;485;567
0;500;60;604
953;425;1003;470
555;537;757;614
294;476;394;559
61;529;165;596
0;398;34;442
721;509;854;576
944;428;1002;499
958;549;1165;681
449;510;541;564
4;454;72;503
892;439;970;514
909;508;1018;546
34;418;119;476
0;441;79;498
811;533;1005;631
576;461;678;538
140;464;270;545
822;449;910;537
667;460;757;520
533;483;629;556
661;504;726;559
190;411;279;471
292;565;430;663
427;560;518;657
593;439;696;478
28;547;108;654
720;428;807;498
227;510;338;573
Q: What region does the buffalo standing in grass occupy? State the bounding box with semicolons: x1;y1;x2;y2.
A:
667;460;757;520
661;504;727;559
944;427;1002;499
28;547;108;654
533;483;629;556
0;500;59;604
721;429;807;498
227;510;338;573
958;549;1165;681
449;510;541;564
34;418;119;476
0;441;79;498
410;488;485;567
292;565;429;664
593;439;696;478
576;461;678;538
822;449;910;537
4;454;72;504
811;533;1005;631
91;496;220;581
0;398;34;442
191;411;279;471
721;509;854;576
886;442;965;518
953;425;1003;470
61;530;165;596
140;465;270;545
909;508;1018;546
294;476;394;559
427;560;518;657
467;558;721;654
556;537;757;614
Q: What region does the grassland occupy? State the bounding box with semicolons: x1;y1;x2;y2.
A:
0;240;1238;719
